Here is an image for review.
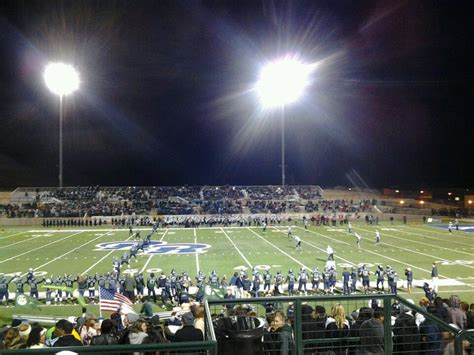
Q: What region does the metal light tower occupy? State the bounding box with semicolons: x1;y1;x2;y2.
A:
256;56;314;186
43;62;80;188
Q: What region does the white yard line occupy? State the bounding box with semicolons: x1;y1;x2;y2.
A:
295;226;351;246
222;228;252;268
394;227;474;248
295;226;450;279
0;231;84;264
248;228;309;270
0;230;31;240
21;233;112;277
194;228;200;274
402;225;474;239
0;234;49;250
139;229;169;273
273;227;356;266
355;226;474;270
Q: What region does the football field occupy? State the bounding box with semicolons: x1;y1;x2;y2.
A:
1;221;473;322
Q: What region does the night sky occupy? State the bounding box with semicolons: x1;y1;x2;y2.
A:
0;0;470;189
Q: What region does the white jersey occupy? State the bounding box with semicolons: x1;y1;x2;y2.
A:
288;227;292;235
375;231;380;239
355;233;361;241
294;236;301;243
326;246;333;255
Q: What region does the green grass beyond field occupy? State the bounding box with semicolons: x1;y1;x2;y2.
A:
0;221;473;324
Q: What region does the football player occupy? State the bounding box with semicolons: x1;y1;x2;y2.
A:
298;268;308;295
294;235;302;251
342;267;351;295
286;269;296;296
311;267;320;293
263;269;272;292
375;230;381;245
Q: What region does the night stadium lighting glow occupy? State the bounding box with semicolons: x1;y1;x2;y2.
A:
256;57;314;109
43;62;80;189
44;62;80;96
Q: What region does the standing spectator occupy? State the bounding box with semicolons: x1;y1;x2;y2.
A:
392;302;420;354
263;310;294;355
349;307;373;355
467;303;474;329
53;320;83;347
90;319;120;346
129;319;149;345
448;295;467;330
325;303;350;355
173;312;204;342
359;308;385;355
78;314;98;345
419;306;443;355
193;306;205;338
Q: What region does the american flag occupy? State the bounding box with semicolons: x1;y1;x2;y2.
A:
99;287;133;312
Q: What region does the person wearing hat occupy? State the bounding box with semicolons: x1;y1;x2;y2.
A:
172;312;203;342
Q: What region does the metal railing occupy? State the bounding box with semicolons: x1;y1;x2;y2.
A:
0;294;469;354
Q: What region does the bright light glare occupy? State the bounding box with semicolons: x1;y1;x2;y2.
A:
44;62;80;96
256;57;313;109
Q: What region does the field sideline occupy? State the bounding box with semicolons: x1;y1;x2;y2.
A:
1;221;473;322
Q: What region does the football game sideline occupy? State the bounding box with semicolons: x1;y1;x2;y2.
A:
1;222;473;304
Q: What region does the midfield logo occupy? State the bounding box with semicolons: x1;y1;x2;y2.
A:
94;241;211;254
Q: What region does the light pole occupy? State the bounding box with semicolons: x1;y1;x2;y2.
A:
43;62;80;188
256;56;314;186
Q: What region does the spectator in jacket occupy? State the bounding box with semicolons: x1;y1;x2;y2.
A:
173;312;204;342
325;303;350;355
263;310;294;355
53;320;83;347
129;319;149;345
392;302;420;354
419;306;443;355
448;295;467;329
359;308;385;355
90;319;120;346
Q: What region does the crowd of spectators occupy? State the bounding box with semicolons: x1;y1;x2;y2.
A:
247;200;300;214
201;186;244;200
201;200;243;214
0;306;207;351
246;185;295;200
304;199;374;213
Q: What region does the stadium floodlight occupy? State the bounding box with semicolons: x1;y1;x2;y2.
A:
44;62;80;188
255;56;315;185
44;63;80;96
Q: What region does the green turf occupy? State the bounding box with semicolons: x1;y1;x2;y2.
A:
1;221;473;325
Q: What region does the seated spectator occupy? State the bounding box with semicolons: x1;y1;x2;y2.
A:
53;320;83;347
173;312;204;342
1;327;21;350
129;319;149;345
26;324;47;349
90;319;120;346
359;307;385;355
325;303;350;355
143;314;168;344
